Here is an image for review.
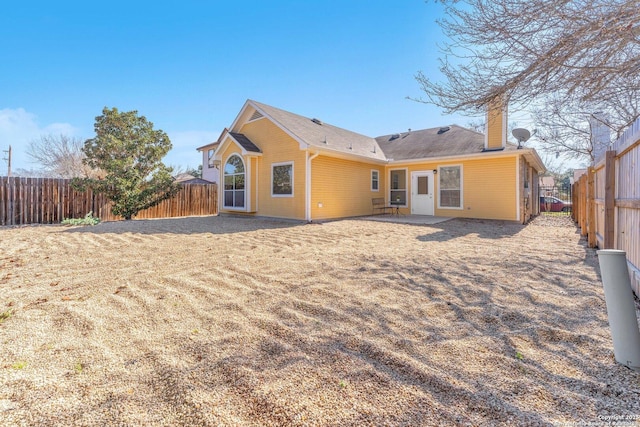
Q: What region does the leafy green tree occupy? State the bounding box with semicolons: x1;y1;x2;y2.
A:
76;107;179;220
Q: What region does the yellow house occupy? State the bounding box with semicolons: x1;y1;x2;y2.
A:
205;99;545;223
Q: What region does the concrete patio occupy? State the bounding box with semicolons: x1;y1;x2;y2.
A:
363;214;452;225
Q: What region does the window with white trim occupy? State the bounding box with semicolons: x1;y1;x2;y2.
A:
272;162;293;197
439;165;462;208
371;170;379;192
389;169;407;205
223;155;245;208
207;149;215;168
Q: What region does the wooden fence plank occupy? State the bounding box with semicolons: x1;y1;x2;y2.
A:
8;177;15;225
0;177;5;225
36;178;42;224
587;168;596;245
604;151;616;249
574;117;640;297
616;199;640;209
25;178;31;224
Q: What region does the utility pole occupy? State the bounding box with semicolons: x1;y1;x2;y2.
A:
2;145;11;177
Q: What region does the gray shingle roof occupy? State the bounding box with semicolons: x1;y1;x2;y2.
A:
174;175;216;185
243;101;526;163
251;100;386;161
375;125;518;161
229;132;262;153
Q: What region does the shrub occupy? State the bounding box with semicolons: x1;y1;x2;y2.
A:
61;212;101;226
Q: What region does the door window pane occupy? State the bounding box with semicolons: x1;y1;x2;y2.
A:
418;176;428;195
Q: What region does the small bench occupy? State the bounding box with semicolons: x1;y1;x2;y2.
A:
372;197;393;215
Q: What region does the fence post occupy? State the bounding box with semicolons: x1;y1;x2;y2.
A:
571;180;577;222
587;168;596;246
581;175;587;231
8;176;15;225
604;151;616;249
0;177;4;226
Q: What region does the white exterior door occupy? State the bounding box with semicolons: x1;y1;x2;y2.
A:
411;171;434;215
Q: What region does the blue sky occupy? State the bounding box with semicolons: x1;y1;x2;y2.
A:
1;1;475;174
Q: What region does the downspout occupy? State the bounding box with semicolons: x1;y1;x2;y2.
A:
305;150;320;222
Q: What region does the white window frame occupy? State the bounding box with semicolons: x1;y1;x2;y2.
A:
207;149;215;168
437;164;464;210
223;154;246;210
271;161;294;198
371;170;380;192
389;168;408;207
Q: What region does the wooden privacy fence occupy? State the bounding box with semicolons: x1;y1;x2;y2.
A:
0;177;218;225
572;117;640;296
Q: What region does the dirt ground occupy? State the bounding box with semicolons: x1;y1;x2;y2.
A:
1;215;639;426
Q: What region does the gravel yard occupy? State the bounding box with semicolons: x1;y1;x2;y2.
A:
1;215;639;426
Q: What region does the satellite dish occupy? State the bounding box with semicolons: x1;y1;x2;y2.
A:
512;128;531;149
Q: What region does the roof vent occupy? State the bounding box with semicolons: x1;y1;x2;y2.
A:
249;110;263;121
438;126;451;134
390;133;400;141
311;118;323;125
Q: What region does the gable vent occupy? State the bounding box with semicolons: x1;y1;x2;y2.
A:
249;110;263;121
311;118;323;125
438;126;451;134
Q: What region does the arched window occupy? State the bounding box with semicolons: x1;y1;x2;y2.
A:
224;155;245;208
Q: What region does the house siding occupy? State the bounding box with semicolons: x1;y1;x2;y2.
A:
209;101;545;223
239;118;307;220
437;156;516;220
387;156;518;220
311;156;384;220
201;149;219;184
250;157;259;212
384;164;438;216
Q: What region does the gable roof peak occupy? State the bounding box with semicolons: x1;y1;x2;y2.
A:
244;100;387;162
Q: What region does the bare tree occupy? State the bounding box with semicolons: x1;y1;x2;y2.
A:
27;134;100;178
416;0;640;114
533;87;640;163
12;168;50;178
415;0;640;167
